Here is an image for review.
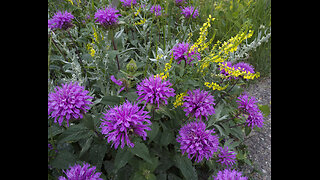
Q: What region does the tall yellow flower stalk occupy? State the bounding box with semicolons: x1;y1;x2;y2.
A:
189;15;254;72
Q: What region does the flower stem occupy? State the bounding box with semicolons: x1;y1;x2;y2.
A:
214;78;240;107
230;122;247;128
151;105;155;121
111;29;120;71
67;30;87;75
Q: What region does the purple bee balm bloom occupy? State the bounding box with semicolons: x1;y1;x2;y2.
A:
236;93;264;129
171;42;201;65
48;11;74;30
100;100;152;149
136;75;175;109
120;0;137;8
58;162;103;180
236;92;258;112
182;89;215;121
94;6;121;28
48;82;93;127
213;169;248;180
150;5;162;16
246;109;264;129
181;6;199;19
233;62;255;74
219;61;233;77
176;121;219;163
216;146;237;168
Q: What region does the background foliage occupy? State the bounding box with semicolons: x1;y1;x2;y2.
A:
48;0;271;179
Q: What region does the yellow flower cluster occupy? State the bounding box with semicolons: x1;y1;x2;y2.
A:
66;0;81;7
86;43;95;57
189;15;215;54
92;26;103;43
204;82;228;91
173;92;187;108
67;0;74;5
199;28;254;70
134;7;141;16
134;18;146;26
156;54;173;80
218;62;260;80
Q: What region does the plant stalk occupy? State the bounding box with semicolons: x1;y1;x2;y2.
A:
214;78;240;107
111;29;120;71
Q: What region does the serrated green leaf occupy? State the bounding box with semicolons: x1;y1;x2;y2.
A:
129;142;152;164
88;143;108;170
100;95;120;106
114;148;134;172
147;122;159;143
58;124;93;143
51;150;77;169
174;155;198;180
48;125;64;139
79;136;93;157
258;104;270;118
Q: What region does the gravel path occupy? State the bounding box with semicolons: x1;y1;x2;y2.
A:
239;77;271;180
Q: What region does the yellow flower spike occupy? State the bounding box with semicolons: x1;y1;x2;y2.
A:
173;92;187;108
67;0;73;5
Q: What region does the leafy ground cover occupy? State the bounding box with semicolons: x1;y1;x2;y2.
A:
48;0;271;179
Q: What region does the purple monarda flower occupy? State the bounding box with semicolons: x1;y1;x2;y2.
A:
136;75;175;109
94;6;121;28
236;93;264;129
48;82;93;127
100;100;152;149
216;146;237;168
219;61;256;80
182;89;215;121
171;42;201;65
181;6;199;19
219;61;233;77
58;162;103;180
120;0;137;8
213;169;248;180
176;121;219;163
233;62;255;74
48;11;74;30
150;5;162;16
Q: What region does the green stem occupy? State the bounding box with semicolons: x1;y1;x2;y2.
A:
151;105;155;121
214;78;240;107
111;29;120;71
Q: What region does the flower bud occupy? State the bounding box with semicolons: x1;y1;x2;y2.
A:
126;59;137;72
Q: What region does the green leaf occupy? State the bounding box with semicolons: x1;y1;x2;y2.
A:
160;128;174;147
125;91;138;102
213;124;226;137
79;136;93;158
174;155;198;180
88;143;108;170
129;142;152;164
83;114;94;130
114;148;134;172
100;95;121;106
58;124;93;143
48;125;64;139
51;150;76;169
147;122;159;143
258;104;270;118
107;50;119;61
244;125;252;136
